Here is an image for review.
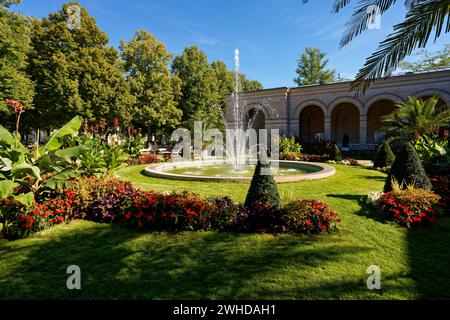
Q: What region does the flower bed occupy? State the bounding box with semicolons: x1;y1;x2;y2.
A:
368;187;441;227
0;177;341;240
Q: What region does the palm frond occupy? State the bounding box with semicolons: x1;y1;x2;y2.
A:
351;0;450;94
332;0;353;13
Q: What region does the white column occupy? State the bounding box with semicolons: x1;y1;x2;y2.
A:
359;115;367;150
324;116;332;141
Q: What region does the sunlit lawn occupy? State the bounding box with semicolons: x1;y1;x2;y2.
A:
1;164;449;299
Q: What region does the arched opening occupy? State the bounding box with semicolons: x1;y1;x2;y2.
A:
245;107;265;132
331;103;360;145
299;105;325;142
367;100;397;144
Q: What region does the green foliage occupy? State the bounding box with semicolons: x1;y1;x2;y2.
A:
0;7;34;120
27;2;132;129
294;47;336;86
172;46;222;131
282;199;340;234
373;142;395;168
414;133;449;173
384;142;433;192
330;143;343;162
400;45;450;72
279;136;302;153
244;161;281;209
122;132;146;159
381;96;450;144
120;30;181;138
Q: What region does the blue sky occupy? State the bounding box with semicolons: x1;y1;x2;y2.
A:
13;0;450;88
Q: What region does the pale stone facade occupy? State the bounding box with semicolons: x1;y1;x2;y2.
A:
225;70;450;150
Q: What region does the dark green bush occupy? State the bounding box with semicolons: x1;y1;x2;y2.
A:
330;143;343;162
373;142;395;168
244;161;281;209
384;142;433;192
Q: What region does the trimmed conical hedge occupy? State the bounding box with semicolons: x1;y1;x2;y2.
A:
373;142;395;168
384;142;433;192
245;161;281;209
330;143;343;162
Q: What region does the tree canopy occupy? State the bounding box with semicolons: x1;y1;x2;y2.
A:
294;48;336;86
0;4;34;125
27;2;132;129
120;30;182;138
400;45;450;73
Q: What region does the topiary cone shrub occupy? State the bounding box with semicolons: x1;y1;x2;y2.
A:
373;142;395;168
384;142;433;192
330;143;343;162
244;161;281;209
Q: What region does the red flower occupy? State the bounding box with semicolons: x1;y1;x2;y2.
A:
124;212;132;220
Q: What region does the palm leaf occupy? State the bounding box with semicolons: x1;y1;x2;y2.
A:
351;0;450;94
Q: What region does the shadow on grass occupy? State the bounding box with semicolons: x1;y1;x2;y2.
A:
1;222;375;300
327;194;363;202
407;218;450;299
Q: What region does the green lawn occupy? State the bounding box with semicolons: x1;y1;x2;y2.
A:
1;164;449;299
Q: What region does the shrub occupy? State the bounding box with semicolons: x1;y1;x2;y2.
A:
279;136;302;153
330;143;343;162
244;161;281;209
301;154;329;162
228;202;287;234
282;199;340;234
117;190;216;231
74;176;136;222
384;142;433;192
126;153;165;165
0;198;27;240
376;186;441;227
430;174;450;211
280;151;302;161
373;142;395;168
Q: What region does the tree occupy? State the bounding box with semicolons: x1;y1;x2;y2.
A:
303;0;450;93
380;96;450;144
0;0;20;7
294;48;336;86
27;2;132;129
245;161;281;209
120;30;182;140
0;3;34;127
373;142;395;168
330;143;343;162
400;45;450;72
384;142;432;192
172;46;222;131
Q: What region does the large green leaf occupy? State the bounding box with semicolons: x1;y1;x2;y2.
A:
55;145;90;160
13;192;35;207
11;163;41;181
0;125;28;153
38;116;83;157
0;180;16;198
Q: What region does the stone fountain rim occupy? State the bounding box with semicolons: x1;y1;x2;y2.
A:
143;160;335;183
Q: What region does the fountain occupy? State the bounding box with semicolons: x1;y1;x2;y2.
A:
143;49;335;183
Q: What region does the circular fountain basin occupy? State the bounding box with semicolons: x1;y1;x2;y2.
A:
144;160;335;183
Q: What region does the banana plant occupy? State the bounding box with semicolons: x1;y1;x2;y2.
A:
0;116;83;206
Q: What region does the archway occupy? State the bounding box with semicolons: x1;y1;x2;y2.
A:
299;105;325;142
367;100;397;144
245;108;265;132
331;103;360;145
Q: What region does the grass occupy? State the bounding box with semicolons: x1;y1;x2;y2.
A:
1;164;449;299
